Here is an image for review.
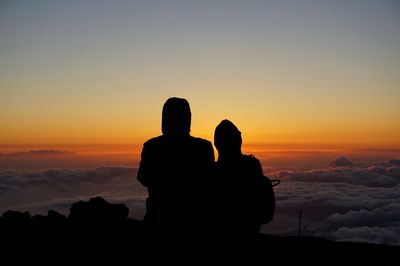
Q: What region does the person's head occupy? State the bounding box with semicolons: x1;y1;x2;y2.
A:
214;119;242;160
162;97;191;137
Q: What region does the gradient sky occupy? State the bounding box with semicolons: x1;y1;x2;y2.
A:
1;0;399;148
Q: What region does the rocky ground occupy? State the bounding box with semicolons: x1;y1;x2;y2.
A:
0;196;398;265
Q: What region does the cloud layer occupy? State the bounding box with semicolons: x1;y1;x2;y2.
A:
1;157;399;245
265;157;400;245
0;167;147;220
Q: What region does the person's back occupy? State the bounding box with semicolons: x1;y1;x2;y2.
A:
138;135;214;232
212;119;275;237
137;98;214;238
213;154;265;234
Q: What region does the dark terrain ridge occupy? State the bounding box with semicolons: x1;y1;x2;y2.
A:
0;196;398;265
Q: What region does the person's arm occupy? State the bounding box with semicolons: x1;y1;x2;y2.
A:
250;155;264;177
207;141;215;164
253;156;276;224
137;143;149;187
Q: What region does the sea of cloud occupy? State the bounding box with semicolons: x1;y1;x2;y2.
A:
1;157;399;245
0;167;147;220
264;158;400;245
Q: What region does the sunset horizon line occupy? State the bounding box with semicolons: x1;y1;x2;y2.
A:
1;142;399;154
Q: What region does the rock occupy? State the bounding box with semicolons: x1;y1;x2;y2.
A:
1;210;31;224
68;196;129;224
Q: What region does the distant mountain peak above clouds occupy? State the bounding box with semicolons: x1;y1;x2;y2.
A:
328;156;355;168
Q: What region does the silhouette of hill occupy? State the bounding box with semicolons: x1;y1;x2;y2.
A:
0;149;139;170
0;197;398;264
0;150;79;170
0;149;76;158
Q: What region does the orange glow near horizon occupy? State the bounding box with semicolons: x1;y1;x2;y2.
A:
1;111;400;156
1;92;399;149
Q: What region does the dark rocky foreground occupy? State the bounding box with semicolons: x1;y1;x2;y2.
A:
0;197;398;265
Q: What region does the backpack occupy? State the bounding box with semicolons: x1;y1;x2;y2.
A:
255;175;280;224
241;154;279;225
213;155;280;227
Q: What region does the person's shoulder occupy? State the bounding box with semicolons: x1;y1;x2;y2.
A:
143;135;165;147
242;154;263;175
242;154;258;160
242;154;261;165
189;136;212;146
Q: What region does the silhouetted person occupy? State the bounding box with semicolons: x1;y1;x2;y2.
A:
137;97;214;239
212;119;275;238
